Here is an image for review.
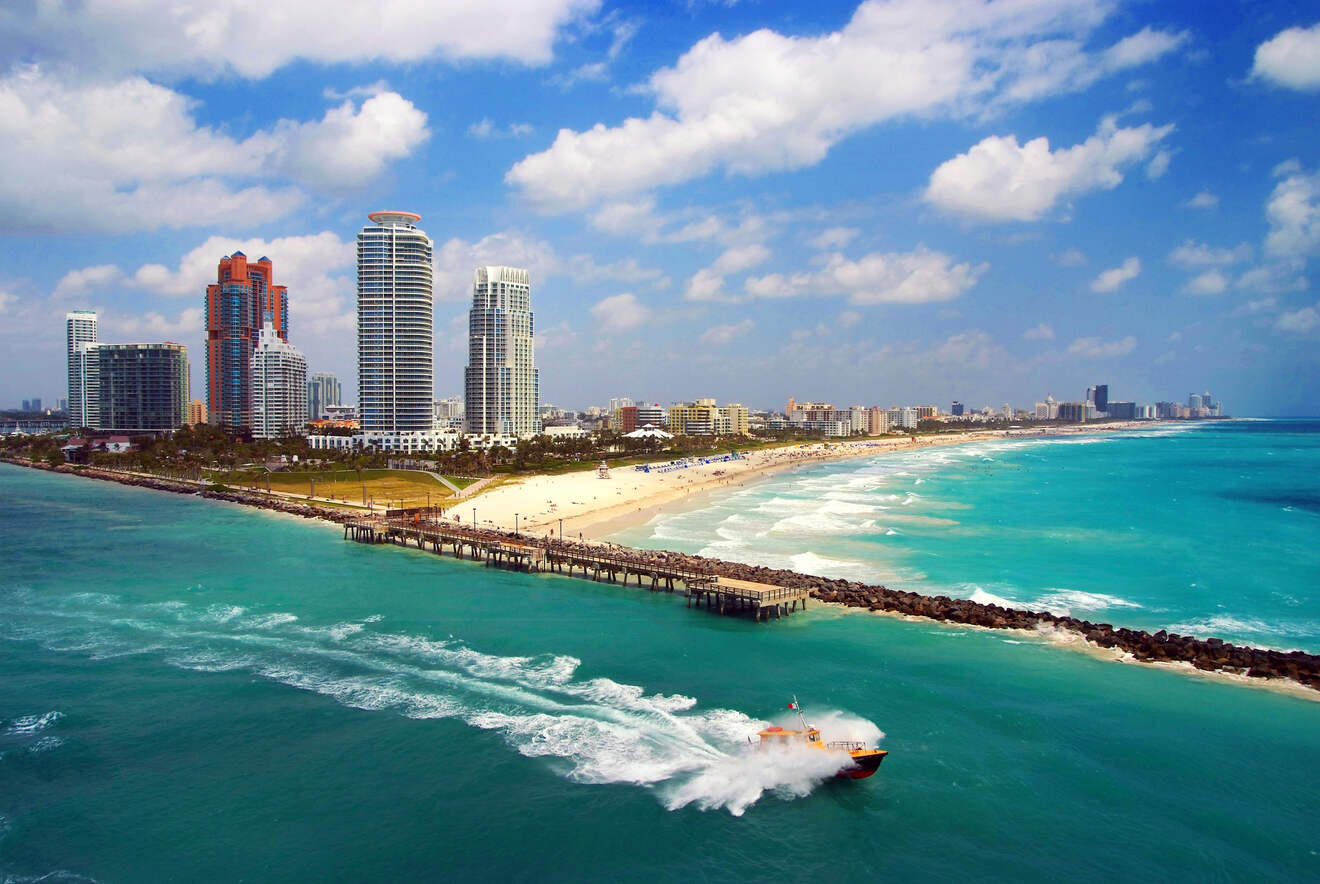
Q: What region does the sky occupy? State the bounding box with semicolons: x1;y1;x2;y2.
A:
1;0;1318;416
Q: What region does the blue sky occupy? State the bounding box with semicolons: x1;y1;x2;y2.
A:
1;0;1318;415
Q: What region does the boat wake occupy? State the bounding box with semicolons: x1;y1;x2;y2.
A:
0;589;883;816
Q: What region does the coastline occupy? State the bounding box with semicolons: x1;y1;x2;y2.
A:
469;421;1171;541
9;422;1318;697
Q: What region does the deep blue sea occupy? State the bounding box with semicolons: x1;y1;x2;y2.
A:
614;420;1320;653
1;427;1318;882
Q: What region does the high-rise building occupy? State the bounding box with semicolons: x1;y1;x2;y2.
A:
1092;384;1108;413
205;253;288;432
30;398;42;412
96;343;189;433
252;320;308;440
307;372;342;421
464;265;539;436
1058;401;1088;422
67;311;98;427
358;212;434;433
188;399;208;426
951;401;965;416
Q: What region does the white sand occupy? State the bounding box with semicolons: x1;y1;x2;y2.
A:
449;423;1162;542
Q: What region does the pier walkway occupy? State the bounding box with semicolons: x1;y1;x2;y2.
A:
343;510;807;622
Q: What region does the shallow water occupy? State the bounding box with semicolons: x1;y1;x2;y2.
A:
613;420;1320;652
1;461;1317;881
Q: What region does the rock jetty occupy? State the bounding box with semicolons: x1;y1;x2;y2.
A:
7;457;1317;691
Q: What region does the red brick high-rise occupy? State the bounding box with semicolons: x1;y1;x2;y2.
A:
205;252;288;432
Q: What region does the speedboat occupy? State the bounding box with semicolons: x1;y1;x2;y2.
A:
755;698;887;779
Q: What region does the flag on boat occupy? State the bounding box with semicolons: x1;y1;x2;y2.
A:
788;702;798;710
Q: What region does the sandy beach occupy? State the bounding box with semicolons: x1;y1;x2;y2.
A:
457;422;1162;541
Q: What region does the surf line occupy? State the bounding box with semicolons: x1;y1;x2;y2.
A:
6;456;1319;692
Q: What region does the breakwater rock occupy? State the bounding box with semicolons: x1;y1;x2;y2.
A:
6;457;1317;691
1;459;356;524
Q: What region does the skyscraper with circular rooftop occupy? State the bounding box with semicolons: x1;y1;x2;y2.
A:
357;211;434;433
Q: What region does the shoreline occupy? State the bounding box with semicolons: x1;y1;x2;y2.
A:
6;432;1318;697
471;421;1175;541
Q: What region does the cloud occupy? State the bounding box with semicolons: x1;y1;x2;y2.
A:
1168;240;1252;268
590;293;651;331
264;92;430;190
1023;322;1054;340
700;319;754;345
507;1;1185;209
745;248;984;305
1275;304;1320;333
1068;335;1137;357
1182;270;1228;296
54;265;124;300
1090;257;1141;292
432;231;562;301
1186;190;1219;209
925;116;1173;222
837;310;862;327
683;245;772;302
468;118;535;139
808;227;860;250
104;307;205;342
0;71;427;233
1265;166;1320;257
0;290;16;313
1251;23;1320;91
1145;149;1172;179
4;0;601;78
1051;248;1087;267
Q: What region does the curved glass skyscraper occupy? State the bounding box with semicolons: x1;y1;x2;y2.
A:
464;265;539;436
358;212;434;433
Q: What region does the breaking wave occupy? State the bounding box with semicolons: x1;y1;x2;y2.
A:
0;591;884;816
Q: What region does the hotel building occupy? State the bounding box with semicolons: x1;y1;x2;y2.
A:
95;343;189;433
252;320;308;440
358;212;434;433
66;311;98;428
307;372;342;421
464;265;540;436
205;253;288;432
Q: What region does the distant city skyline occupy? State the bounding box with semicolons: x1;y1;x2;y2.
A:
2;3;1318;415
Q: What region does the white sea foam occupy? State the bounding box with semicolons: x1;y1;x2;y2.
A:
1035;589;1142;616
5;711;64;735
26;736;64;754
15;591;885;816
787;551;870;581
966;587;1023;609
242;612;299;629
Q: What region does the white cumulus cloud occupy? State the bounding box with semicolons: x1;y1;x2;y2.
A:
2;0;599;78
1168;240;1252;268
1265;166;1320;257
925;116;1173;222
1068;335;1137;358
745;248;984;305
1090;257;1141;292
700;319;754;345
1251;22;1320;91
1275;304;1320;333
1182;270;1229;296
0;71;427;232
507;0;1185;209
1185;190;1219;209
590;293;651;331
1023;322;1054;340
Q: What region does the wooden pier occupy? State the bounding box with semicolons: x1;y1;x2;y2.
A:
343;512;807;622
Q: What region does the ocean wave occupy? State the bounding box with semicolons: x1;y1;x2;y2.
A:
7;591;884;816
5;711;64;735
26;736;64;754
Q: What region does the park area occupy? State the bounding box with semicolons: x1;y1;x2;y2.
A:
220;468;477;509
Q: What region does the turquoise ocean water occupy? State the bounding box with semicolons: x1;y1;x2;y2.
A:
614;419;1320;653
1;431;1318;881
